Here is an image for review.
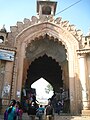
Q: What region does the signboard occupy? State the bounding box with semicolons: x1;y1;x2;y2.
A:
0;49;15;61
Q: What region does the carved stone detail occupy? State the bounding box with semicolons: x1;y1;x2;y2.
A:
8;16;83;48
25;34;67;64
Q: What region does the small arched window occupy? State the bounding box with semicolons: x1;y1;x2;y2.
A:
0;36;4;43
42;6;51;15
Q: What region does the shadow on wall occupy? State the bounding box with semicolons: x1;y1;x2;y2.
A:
74;73;83;114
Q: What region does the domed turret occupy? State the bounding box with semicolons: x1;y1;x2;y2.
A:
0;25;7;33
0;25;7;43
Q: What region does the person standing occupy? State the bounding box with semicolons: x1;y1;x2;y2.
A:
56;100;63;115
27;102;36;120
16;101;23;120
36;105;45;120
4;99;17;120
45;102;54;120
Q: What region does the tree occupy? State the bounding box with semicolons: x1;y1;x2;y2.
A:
45;83;53;94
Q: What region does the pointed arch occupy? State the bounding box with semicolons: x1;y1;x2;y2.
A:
25;34;67;65
12;21;80;114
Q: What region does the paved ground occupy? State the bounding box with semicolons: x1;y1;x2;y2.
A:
1;113;90;120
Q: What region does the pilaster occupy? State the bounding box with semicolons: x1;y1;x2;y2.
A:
16;42;26;101
68;57;76;114
78;54;90;115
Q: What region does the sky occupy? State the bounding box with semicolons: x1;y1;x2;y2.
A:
31;78;53;100
0;0;90;35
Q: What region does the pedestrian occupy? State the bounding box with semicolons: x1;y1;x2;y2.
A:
56;100;63;115
16;101;23;120
23;99;29;113
4;99;17;120
45;101;54;120
36;105;45;120
27;102;36;120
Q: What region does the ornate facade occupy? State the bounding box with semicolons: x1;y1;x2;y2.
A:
0;0;90;115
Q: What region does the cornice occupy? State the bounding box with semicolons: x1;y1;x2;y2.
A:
77;49;90;54
0;45;16;52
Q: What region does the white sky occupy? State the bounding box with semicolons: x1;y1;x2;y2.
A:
31;78;53;100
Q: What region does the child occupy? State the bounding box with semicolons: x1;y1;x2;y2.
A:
16;101;23;120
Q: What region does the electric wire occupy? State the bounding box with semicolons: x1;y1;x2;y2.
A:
55;0;82;16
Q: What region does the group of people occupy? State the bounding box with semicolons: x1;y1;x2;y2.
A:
27;100;54;120
27;102;43;120
4;99;23;120
4;98;54;120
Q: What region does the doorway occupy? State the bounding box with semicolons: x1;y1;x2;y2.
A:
22;54;70;113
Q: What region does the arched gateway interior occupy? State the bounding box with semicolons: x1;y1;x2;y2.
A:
22;34;70;113
26;54;63;92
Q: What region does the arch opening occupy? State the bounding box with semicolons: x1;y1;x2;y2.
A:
0;36;4;43
25;54;63;92
21;35;70;113
22;54;70;113
42;6;51;15
31;77;54;104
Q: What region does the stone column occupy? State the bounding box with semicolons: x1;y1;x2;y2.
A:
16;42;25;101
79;54;90;115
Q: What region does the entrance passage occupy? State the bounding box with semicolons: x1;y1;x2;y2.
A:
23;54;70;113
25;54;63;92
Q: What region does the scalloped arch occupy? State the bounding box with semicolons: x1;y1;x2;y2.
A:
27;53;63;72
25;34;68;65
15;22;70;51
15;22;79;65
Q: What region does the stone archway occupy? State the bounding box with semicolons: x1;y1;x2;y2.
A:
24;34;68;91
12;22;80;114
24;53;70;113
21;34;70;113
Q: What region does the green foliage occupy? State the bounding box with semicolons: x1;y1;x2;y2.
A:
45;84;53;94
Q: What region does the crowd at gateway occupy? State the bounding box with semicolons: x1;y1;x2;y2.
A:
4;90;69;120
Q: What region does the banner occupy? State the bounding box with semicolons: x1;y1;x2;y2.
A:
0;49;15;61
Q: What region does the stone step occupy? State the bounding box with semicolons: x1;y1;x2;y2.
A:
22;113;90;120
0;113;90;120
